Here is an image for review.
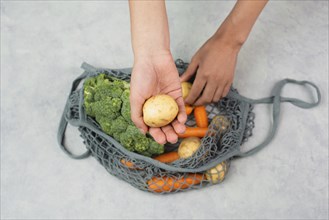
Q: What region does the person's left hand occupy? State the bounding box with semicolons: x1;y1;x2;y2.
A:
180;34;241;106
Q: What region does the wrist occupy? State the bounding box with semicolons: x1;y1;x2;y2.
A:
133;46;172;62
133;47;171;58
213;18;248;51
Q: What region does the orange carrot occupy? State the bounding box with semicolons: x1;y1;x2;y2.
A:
120;159;136;169
194;106;209;128
185;105;194;115
147;174;204;193
153;151;180;163
177;127;208;138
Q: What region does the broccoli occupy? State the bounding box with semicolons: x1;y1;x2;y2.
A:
110;116;128;135
83;73;164;157
119;132;134;151
91;99;119;120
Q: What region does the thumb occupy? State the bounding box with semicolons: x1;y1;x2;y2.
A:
180;59;198;82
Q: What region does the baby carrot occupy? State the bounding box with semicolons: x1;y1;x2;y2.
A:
153;151;180;163
185;105;194;115
177;127;208;138
194;106;209;128
120;159;136;169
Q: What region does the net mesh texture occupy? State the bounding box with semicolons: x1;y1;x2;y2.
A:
63;60;256;194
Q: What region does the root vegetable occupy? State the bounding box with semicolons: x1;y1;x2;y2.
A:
181;82;192;99
194;106;209;128
147;173;204;193
185;105;194;115
205;161;228;183
177;127;208;138
178;137;201;158
153;151;180;163
143;95;179;127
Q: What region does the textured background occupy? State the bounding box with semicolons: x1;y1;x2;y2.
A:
1;1;328;219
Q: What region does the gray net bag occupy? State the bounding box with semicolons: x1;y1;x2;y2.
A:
57;60;321;194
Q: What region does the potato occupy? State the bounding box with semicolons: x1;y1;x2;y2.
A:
181;82;192;99
143;95;179;127
212;116;230;131
205;161;228;184
178;137;201;158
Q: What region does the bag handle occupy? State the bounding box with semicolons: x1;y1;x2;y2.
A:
232;79;321;157
57;63;96;159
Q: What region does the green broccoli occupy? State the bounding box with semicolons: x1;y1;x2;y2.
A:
148;141;165;155
119;132;134;151
135;136;150;153
96;116;112;135
83;73;164;157
110;116;128;135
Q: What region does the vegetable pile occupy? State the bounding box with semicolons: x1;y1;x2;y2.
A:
84;75;230;193
83;74;164;157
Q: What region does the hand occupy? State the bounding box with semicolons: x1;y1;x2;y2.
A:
180;34;241;106
130;52;187;144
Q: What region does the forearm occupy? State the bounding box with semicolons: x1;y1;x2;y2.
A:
129;0;170;57
215;0;268;49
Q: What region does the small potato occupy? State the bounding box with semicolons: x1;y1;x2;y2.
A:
181;82;192;99
143;95;179;127
212;116;230;131
205;161;228;184
178;137;201;158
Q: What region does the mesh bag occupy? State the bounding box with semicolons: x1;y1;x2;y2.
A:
57;60;321;194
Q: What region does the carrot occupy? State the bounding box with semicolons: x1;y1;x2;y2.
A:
147;173;204;193
194;106;209;128
185;105;194;115
120;159;136;169
177;127;208;138
153;151;180;163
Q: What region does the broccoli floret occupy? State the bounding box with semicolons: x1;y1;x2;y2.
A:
83;77;98;116
96;116;112;135
110;116;128;134
121;89;130;102
110;97;122;113
121;101;133;124
147;141;165;155
84;86;95;103
113;132;121;142
92;97;122;116
95;74;107;85
119;132;134;152
91;100;118;120
134;135;150;153
83;73;164;157
84;77;97;89
107;80;124;98
94;83;112;101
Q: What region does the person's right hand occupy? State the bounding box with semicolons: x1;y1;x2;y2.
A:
130;51;187;144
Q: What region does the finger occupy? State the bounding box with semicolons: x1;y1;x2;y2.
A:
161;125;178;144
130;94;148;134
213;84;225;103
171;119;186;134
175;96;187;125
194;81;218;106
149;127;167;145
184;71;207;105
180;58;198;82
222;83;231;97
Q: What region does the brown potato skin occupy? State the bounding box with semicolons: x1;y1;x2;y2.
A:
143;95;179;127
178;137;201;158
